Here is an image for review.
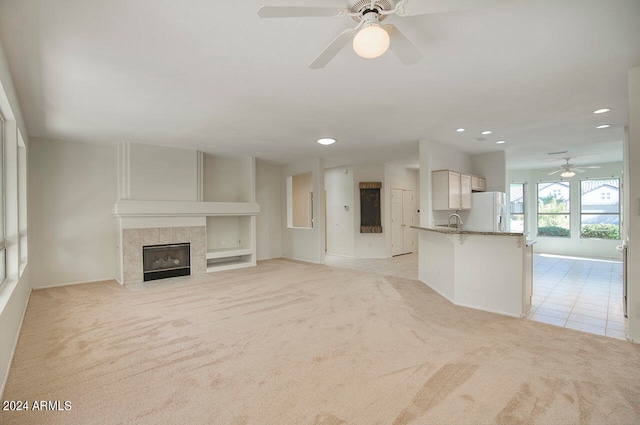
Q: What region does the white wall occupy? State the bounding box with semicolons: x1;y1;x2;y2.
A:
0;36;32;396
419;140;473;227
282;158;325;263
325;164;420;258
325;167;355;257
353;163;387;258
426;140;474;173
256;159;282;260
472;151;507;192
508;162;623;259
419;140;473;298
627;66;640;342
420;143;507;225
203;154;252;202
29;139;117;287
325;164;418;259
419;231;455;300
206;216;248;250
126;142;199;201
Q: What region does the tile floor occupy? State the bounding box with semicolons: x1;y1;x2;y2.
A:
527;253;627;340
325;251;628;341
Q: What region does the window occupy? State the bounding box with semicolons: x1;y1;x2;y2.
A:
18;130;28;271
0;114;5;284
510;183;525;232
580;179;620;239
537;181;570;237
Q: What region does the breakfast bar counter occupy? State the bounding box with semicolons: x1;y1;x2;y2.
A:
412;226;534;317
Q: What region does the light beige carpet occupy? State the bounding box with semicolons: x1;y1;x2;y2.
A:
2;258;639;424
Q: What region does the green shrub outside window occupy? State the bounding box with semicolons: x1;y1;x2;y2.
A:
580;179;620;240
537;182;570;238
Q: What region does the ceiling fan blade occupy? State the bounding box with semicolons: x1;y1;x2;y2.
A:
548;169;562;175
396;0;508;17
257;6;349;18
384;24;423;66
309;28;355;69
573;168;588;173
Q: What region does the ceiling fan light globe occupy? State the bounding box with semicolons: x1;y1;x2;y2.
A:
352;24;390;59
561;171;576;178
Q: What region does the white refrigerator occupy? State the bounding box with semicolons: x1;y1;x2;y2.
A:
465;192;506;232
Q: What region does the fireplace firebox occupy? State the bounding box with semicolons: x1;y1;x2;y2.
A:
143;243;191;281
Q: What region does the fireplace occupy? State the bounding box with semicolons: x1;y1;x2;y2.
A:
143;243;191;282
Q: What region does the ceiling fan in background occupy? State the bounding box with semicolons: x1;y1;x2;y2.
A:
545;158;601;178
257;0;505;69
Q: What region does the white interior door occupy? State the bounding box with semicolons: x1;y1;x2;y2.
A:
392;189;414;256
391;189;403;256
402;190;414;254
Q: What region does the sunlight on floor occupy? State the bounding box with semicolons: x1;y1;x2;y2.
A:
538;253;622;264
528;253;626;340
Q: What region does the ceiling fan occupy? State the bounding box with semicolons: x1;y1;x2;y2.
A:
257;0;505;69
546;158;601;177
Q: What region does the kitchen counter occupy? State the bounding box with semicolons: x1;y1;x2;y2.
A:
411;225;524;237
414;226;533;317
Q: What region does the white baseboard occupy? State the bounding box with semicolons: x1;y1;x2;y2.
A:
33;277;116;290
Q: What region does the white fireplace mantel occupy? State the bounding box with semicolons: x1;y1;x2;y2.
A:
112;200;260;218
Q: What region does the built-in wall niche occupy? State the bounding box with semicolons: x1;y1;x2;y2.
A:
287;172;314;228
360;182;382;233
206;216;252;251
202;153;253;202
205;215;255;272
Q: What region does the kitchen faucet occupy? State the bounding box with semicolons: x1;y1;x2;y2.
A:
448;213;463;229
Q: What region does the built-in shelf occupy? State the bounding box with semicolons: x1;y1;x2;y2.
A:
206;254;254;273
205;214;256;273
206;247;253;260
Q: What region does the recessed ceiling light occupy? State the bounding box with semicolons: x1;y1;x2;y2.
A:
596;124;611;129
481;130;492;135
456;128;465;132
593;108;611;114
317;138;337;145
496;140;506;144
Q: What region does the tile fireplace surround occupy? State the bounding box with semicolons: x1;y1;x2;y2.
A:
122;226;206;284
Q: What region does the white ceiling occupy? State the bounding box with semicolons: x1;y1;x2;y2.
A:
0;0;638;170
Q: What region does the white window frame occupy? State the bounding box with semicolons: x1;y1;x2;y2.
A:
509;182;526;233
537;181;571;238
0;114;6;285
580;178;621;240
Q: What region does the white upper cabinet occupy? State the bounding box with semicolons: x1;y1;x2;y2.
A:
460;174;472;209
432;170;473;210
471;175;487;192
